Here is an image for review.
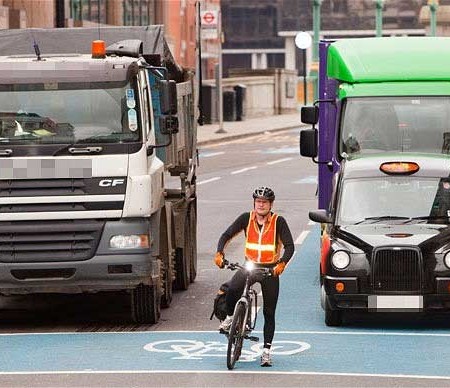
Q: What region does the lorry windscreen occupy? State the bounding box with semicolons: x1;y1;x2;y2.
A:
337;176;450;226
0;80;141;145
340;97;450;157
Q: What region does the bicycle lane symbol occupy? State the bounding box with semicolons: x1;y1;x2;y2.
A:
143;340;311;362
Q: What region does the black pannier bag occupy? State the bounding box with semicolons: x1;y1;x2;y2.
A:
210;282;229;321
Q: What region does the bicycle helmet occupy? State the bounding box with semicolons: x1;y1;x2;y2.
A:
252;186;275;202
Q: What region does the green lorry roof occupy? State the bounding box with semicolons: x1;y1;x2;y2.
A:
328;37;450;83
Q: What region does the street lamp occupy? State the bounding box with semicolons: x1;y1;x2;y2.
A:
429;0;439;37
375;0;384;37
295;31;312;106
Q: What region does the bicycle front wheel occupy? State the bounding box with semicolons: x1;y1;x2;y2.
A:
227;302;246;370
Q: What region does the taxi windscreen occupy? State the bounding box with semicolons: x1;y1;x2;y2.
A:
338;177;450;225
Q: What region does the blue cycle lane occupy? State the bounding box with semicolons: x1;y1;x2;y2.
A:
2;226;450;378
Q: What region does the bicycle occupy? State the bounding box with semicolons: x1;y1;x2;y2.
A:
221;259;272;370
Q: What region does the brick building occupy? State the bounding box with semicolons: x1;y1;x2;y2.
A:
221;0;439;76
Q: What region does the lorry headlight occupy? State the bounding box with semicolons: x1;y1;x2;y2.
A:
331;251;350;270
444;252;450;269
110;234;150;249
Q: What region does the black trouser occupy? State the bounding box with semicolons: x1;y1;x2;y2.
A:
225;268;279;349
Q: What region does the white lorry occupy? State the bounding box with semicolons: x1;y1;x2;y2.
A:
0;26;198;323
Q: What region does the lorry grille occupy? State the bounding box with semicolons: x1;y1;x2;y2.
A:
371;248;422;292
0;179;87;197
0;220;104;263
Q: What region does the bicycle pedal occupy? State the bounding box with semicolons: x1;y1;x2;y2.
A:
246;335;259;342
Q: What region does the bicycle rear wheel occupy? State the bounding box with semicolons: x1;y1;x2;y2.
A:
227;303;246;370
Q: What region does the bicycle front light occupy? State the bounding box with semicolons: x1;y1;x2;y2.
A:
245;261;255;271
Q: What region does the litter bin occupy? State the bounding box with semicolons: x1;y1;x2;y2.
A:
223;90;237;121
201;84;217;124
234;84;247;121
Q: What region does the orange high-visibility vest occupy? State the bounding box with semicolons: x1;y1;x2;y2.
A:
245;211;280;264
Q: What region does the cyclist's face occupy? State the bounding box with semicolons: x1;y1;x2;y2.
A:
254;198;271;216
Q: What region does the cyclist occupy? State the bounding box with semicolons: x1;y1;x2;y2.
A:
214;186;294;367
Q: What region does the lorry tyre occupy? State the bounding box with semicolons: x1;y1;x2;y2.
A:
159;211;173;308
174;246;189;290
188;199;197;283
324;296;342;327
131;284;161;324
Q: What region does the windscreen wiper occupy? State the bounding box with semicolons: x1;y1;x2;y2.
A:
354;216;410;225
402;215;450;224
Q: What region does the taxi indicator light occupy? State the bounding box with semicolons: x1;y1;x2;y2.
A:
92;40;106;59
336;282;345;293
380;162;419;175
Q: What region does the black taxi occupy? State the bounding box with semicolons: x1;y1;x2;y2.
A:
309;154;450;326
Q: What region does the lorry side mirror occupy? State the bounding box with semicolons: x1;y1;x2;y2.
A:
300;129;318;158
301;106;319;125
159;80;178;115
309;210;332;224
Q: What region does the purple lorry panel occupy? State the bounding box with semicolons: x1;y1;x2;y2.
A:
318;41;338;210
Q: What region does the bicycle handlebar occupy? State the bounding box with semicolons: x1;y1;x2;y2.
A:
223;259;273;277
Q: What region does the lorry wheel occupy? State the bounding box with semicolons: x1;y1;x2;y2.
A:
160;252;174;308
159;211;173;308
131;284;161;324
174;246;189;290
324;297;342;327
189;199;197;283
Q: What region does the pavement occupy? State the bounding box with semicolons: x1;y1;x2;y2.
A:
197;112;304;146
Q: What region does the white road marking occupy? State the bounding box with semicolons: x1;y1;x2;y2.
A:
308;220;315;226
230;166;257;175
295;231;310;245
3;329;450;338
197;177;221;186
0;370;449;380
201;151;225;158
266;157;293;165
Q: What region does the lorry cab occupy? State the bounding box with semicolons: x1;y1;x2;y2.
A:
310;154;450;326
0;27;198;324
301;37;450;210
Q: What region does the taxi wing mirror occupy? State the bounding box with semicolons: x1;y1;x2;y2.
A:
309;210;332;224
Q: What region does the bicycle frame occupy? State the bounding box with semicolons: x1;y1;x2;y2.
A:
225;260;271;370
235;273;259;334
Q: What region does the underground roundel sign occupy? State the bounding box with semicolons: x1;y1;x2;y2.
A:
201;10;218;27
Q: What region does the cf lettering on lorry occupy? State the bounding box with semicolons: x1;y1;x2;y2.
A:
0;26;198;324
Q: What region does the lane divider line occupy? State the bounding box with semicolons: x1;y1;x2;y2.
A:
197;177;221;186
0;370;449;380
200;151;225;158
266;157;293;165
230;166;257;175
295;231;310;245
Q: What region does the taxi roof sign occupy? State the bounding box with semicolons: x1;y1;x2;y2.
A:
380;162;420;175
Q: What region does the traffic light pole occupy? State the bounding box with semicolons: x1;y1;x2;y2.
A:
312;0;322;102
429;0;439;37
375;0;384;37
